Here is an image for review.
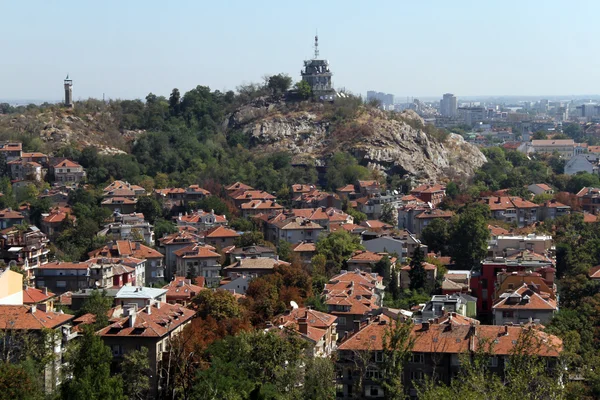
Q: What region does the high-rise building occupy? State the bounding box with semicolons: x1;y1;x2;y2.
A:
439;93;457;117
64;75;73;108
366;91;394;108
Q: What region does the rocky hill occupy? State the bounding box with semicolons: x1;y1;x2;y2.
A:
226;100;487;181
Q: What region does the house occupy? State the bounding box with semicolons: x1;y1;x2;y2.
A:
347;250;396;272
272;216;323;245
51;159;86;184
487;234;554;259
589;265;600;280
291;184;315;196
219;273;254;295
114;286;168;308
173;244;221;286
163;276;204;305
287;207;353;230
158;231;203;279
225;181;253;194
335;316;562;399
226;245;277;261
576;187;600;214
494;269;556;303
362;232;426;263
229;189;275;208
412;208;454;235
21;152;48;166
399;262;438;290
0;225;50;284
99;212;154;245
0;269;24;305
410;184;446;206
223;257;290;278
38;189;70;207
564;154;598;175
97;301;194;398
35;261;91;294
441;271;471;295
354;193;403;220
22;286;56;311
8;159;43;182
293;189;342;209
272;307;338;357
357;180;381;196
492;283;558;325
0;142;23;161
360;220;393;232
323;270;385;337
241;200;284;218
421;293;477;321
40;206;75;240
87;256;145;288
291;242;316;265
101;197;138;214
336;184;357;199
184;184;211;202
175;210;228;231
527;184;554;196
0;208;25;229
103;180;146;198
538;200;571;221
203;225;240;248
480;196;539;227
531;139;575;158
88;240;165;286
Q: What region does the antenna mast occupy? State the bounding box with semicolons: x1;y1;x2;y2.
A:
314;33;319;59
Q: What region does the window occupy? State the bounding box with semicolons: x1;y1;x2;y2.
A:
111;345;122;356
369;386;381;397
375;351;384;363
502;310;514;318
56;281;66;288
411;352;425;364
410;371;424;381
337;316;346;325
366;367;381;380
488;356;498;367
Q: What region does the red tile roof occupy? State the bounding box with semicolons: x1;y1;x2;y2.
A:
89;240;163;259
163;276;205;301
173;244;220;259
0;305;74;329
205;226;240;238
53;159;81;168
22;287;55;304
589;265;600;279
493;284;558;311
274;307;337;342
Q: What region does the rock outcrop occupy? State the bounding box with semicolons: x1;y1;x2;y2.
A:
227;101;486;181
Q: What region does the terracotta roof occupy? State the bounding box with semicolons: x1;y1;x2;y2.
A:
337;184;356;193
532;184;553;191
588;146;600;153
358;180;380;188
177;210;227;224
163;276;205;300
241;200;283;211
159;231;202;246
42;206;75;224
224;257;290;271
589;265;600;279
101;197;137;205
531;139;574;146
361;220;393;229
292;242;317;252
493;284;558;310
400;262;437;271
97;302;194;338
205;226;240;238
22;287;55;304
0;208;24;220
542;200;569;209
230;189;275;201
411;184;446;194
89;240;163;259
225;181;254;191
173;244;221;259
488;225;510;236
103;180;145;193
275;307;337;342
185;184;210;195
274;217;323;231
0;305;74;330
38;261;90;270
291;184;315;193
414;209;454;219
53;159;81;168
349;250;385;263
582;212;599;223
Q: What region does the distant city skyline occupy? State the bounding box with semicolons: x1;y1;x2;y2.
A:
2;0;600;101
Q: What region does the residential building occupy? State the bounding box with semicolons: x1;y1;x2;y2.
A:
173;244;221;286
99;212;154;245
531;139;575;158
203;225;240;248
175;210;228;231
114;286;167;308
229;189;276;208
97;301;194;398
36;261;90;294
564;154;598;175
347;250;396;272
412;208;454;235
101;197;138;214
51;159;86;184
399;262;438;290
219;273;254;295
0;208;25;229
527;184;554;196
356;180;381;196
22;286;55;311
8;159;43;182
272;307;338;357
480;196;539;227
410;184;446;206
0;225;50;284
539;200;571;221
441;271;471;295
158;231;203;279
21;152;48;166
272;216;323;244
440;93;458;117
241;200;284;218
0;269;23;305
223;257;290;278
88;240;165;286
588;265;600;280
293;189;342;209
492;283;558;325
576;187;600;214
323;270;385;337
291;242;316;265
487;234;554;259
163;276;204;305
336;317;562;399
226;245;277;261
286;207;353;230
40;206;75;240
0;142;22;161
87;256;145;288
225;181;254;194
421;293;477;321
103;180;146;198
362;232;425;263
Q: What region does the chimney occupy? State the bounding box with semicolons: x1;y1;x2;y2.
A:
298;318;308;335
30;304;37;314
43;287;48;295
146;304;152;315
503;325;509;336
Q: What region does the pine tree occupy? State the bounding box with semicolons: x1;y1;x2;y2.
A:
408;247;427;291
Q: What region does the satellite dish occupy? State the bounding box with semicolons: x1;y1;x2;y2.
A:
290;301;299;309
94;280;100;288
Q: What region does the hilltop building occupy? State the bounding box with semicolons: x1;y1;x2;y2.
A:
301;35;335;101
64;75;73;108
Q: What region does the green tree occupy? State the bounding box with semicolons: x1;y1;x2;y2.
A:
135;195;162;224
420;218;449;255
408;247;427;291
380;203;397;225
193;290;241;320
277;240;292;262
154;217;177;240
79;289;113;329
303;357;336;400
267;74;293;96
448;204;490;271
121;347;150;400
315;230;363;275
379;318;415;400
0;362;41;400
533;131;548;140
374;254;392;285
446;182;459;198
346;207;367;225
61;329;125;400
295;81;312;99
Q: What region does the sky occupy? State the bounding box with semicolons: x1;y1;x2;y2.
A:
2;0;599;102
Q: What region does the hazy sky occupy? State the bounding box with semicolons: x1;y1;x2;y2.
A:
2;0;599;101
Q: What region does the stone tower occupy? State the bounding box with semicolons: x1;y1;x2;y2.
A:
64;75;73;108
301;35;335;101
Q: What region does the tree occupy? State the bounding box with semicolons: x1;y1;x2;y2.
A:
61;329;125;400
235;231;266;247
267;74;293;96
0;362;40;400
295;80;312;99
533;131;548;140
169;88;181;116
315;230;363;275
154;217;177;240
303;357;336;400
79;289;112;329
448;204;490;271
380;203;397;226
408;247;427;291
346;207;367;225
374;255;392;285
420;218;449;255
121;347;150;400
446;182;460;198
379;318;415;399
135;195;162;224
193;290;241;320
277;240;292;262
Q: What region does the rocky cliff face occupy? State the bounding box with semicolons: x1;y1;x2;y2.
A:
227;101;487;181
